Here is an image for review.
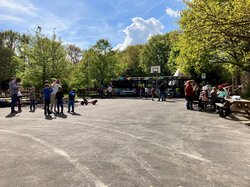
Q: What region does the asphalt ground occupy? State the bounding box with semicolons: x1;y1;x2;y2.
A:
0;98;250;187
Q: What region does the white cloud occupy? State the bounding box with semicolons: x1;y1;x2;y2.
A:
0;0;37;16
165;8;180;17
115;17;164;51
0;0;70;36
0;14;23;22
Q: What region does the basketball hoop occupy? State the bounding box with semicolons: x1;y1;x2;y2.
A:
151;66;161;74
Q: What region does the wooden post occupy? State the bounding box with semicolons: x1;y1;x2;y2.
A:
241;71;250;97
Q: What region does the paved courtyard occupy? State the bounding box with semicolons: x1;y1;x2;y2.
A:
0;98;250;187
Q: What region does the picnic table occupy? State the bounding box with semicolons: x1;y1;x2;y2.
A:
216;98;250;117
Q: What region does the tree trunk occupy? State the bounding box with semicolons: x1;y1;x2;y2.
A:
241;71;250;97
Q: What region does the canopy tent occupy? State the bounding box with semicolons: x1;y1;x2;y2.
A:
169;69;190;86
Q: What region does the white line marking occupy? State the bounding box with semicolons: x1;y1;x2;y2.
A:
126;147;162;185
1;116;211;162
0;129;107;187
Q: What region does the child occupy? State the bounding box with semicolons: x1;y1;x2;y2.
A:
56;87;64;114
29;86;36;112
16;81;22;112
68;89;75;113
43;83;52;115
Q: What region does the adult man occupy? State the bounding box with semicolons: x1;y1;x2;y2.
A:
107;85;112;98
9;77;18;113
185;80;194;110
158;82;166;101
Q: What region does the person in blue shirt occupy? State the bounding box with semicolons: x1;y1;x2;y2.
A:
43;83;52;115
68;89;76;113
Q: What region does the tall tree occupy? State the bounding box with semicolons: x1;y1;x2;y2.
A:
116;45;145;77
179;0;250;72
72;39;118;90
139;34;172;76
177;0;250;94
86;39;117;86
0;30;21;86
66;44;82;64
17;27;70;88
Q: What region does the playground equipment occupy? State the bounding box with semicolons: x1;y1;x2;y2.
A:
81;98;98;105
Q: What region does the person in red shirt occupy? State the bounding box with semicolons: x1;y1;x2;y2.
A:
185;81;194;110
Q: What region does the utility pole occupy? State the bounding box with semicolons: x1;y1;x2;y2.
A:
87;59;90;97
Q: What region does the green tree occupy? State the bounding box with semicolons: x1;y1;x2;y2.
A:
0;31;21;83
116;45;145;77
17;27;70;88
86;39;117;86
177;0;250;94
179;0;250;72
66;44;82;64
139;34;172;76
73;39;118;90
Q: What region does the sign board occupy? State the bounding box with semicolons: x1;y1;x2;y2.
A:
201;73;206;79
150;66;161;74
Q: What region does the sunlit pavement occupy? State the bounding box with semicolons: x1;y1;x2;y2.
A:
0;98;250;187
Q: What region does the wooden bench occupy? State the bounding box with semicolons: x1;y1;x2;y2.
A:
215;103;225;108
225;99;250;116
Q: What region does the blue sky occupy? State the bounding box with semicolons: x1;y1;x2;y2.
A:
0;0;185;50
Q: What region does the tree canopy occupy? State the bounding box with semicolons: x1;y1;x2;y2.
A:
178;0;250;72
0;0;249;95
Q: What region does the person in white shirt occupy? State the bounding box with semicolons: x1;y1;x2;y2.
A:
107;85;112;98
50;79;61;112
144;87;148;99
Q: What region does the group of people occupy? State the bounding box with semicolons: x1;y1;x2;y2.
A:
138;82;168;101
8;77;76;116
43;79;75;115
98;84;113;98
185;80;229;111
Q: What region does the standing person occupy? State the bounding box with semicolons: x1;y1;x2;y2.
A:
158;82;166;101
16;79;22;113
50;79;61;113
139;86;143;99
56;87;64;114
107;85;112;98
193;82;201;101
9;77;18;113
151;86;156;101
98;85;104;98
68;89;75;113
29;86;36;112
144;87;149;99
185;81;194;110
43;83;52;115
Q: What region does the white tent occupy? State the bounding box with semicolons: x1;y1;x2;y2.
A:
173;69;189;78
169;69;190;86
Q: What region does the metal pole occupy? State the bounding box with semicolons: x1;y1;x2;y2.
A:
87;60;90;97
